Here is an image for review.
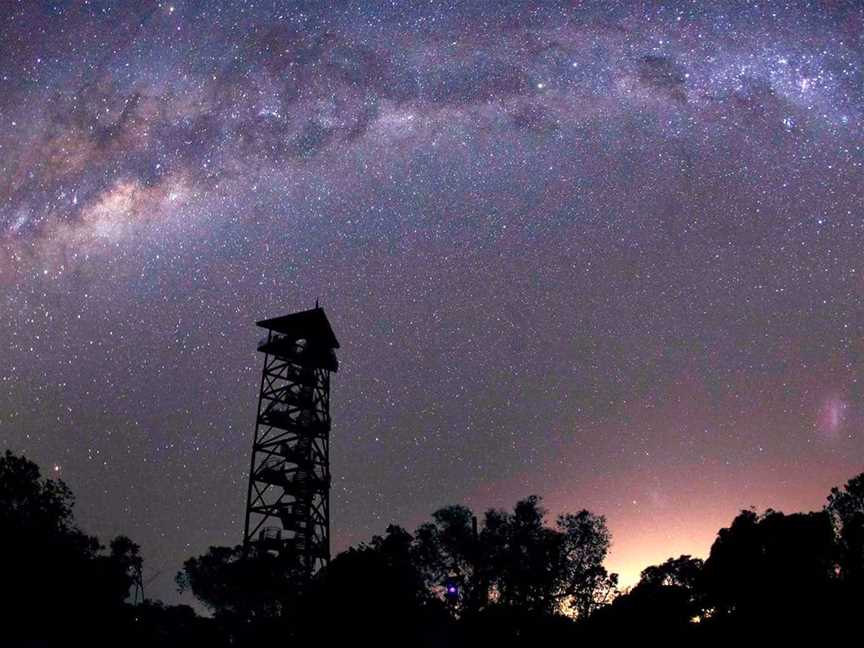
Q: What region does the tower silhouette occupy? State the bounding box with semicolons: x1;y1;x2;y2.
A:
243;307;339;582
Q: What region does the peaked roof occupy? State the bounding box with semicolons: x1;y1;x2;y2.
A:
256;307;340;348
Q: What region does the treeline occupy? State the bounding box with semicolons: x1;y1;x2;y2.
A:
2;448;862;646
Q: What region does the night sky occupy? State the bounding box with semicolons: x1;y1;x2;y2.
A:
2;0;863;603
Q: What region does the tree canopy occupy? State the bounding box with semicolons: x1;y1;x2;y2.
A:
0;450;142;643
3;447;863;646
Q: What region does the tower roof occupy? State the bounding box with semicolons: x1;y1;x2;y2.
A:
256;307;340;349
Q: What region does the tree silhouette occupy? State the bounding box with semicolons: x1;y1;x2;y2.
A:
0;450;142;644
826;472;864;586
483;496;558;612
479;497;616;616
580;555;702;641
300;525;452;647
824;471;864;634
413;504;484;613
411;496;615;618
555;509;618;618
639;554;704;591
127;600;226;648
700;508;837;634
7;445;864;646
178;545;281;618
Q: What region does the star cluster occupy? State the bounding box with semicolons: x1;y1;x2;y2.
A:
2;0;863;600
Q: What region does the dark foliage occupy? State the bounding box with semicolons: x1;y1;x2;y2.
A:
701;509;837;624
126;601;226;648
300;525;455;647
827;473;864;585
581;555;704;642
0;450;223;648
582;487;864;643
3;448;863;646
408;496;615;617
175;495;614;645
1;450;138;644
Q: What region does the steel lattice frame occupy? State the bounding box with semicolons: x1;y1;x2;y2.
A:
243;329;333;581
